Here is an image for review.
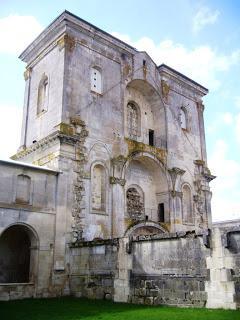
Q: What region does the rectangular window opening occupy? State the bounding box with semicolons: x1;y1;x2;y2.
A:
158;203;165;222
149;129;154;146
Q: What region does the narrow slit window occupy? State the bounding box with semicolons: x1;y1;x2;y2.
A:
158;203;165;222
149;129;154;146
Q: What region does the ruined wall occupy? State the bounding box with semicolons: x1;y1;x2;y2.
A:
129;234;209;307
206;220;240;309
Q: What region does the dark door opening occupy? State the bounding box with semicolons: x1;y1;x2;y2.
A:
158;203;165;222
149;129;154;146
0;226;31;283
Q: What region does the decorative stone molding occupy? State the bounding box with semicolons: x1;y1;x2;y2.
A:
125;138;167;164
170;190;183;198
23;67;32;81
143;64;147;79
168;167;185;196
109;176;126;186
197;101;205;113
161;80;170;102
57;34;76;52
194;159;205;166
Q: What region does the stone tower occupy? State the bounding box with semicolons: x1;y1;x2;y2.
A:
14;11;214;243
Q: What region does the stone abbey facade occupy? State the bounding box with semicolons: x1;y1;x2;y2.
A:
0;11;239;308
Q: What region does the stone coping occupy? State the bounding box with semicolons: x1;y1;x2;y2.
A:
0;282;34;286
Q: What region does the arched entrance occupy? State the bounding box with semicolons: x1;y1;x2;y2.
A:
0;224;38;283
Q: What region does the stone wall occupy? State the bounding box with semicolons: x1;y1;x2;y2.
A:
69;240;118;300
129;233;209;307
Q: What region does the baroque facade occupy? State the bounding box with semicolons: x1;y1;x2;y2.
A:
0;11;239;309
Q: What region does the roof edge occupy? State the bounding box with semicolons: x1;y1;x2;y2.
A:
158;63;208;94
0;159;60;175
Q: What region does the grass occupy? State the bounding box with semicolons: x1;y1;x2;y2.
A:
1;297;240;320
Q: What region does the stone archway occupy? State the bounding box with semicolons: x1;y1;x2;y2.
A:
125;221;167;237
125;79;167;149
0;224;38;284
123;152;170;228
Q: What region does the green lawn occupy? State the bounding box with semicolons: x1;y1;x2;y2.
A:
1;297;239;320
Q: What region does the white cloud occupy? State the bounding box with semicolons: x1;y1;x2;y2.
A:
193;6;220;33
206;112;234;134
0;14;42;55
208;139;240;221
222;112;233;125
111;32;240;90
0;104;22;159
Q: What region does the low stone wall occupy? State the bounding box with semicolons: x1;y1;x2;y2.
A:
69;239;118;300
0;283;35;300
130;275;207;306
129;233;210;307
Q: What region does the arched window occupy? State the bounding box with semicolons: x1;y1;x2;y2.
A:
91;164;106;211
126;186;144;220
182;184;193;224
37;73;48;114
127;102;140;139
91;67;102;94
16;174;31;204
180;107;187;130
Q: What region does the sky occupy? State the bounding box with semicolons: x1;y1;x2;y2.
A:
0;0;240;222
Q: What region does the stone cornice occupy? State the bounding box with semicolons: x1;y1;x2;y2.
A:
11;131;80;160
19;11;135;65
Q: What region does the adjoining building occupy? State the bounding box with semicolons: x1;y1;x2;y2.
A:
0;11;239;309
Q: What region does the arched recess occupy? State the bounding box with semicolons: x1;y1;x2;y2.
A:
123;151;170;225
127;101;141;139
180;106;188;130
0;223;39;284
125;221;167;237
182;183;194;224
125;79;167;149
91;162;107;213
15;174;31;204
37;73;49;114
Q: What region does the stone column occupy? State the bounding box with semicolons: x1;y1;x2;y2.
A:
168;167;185;232
114;237;132;302
20;68;32;149
111;178;125;238
197;101;207;163
206;228;236;309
